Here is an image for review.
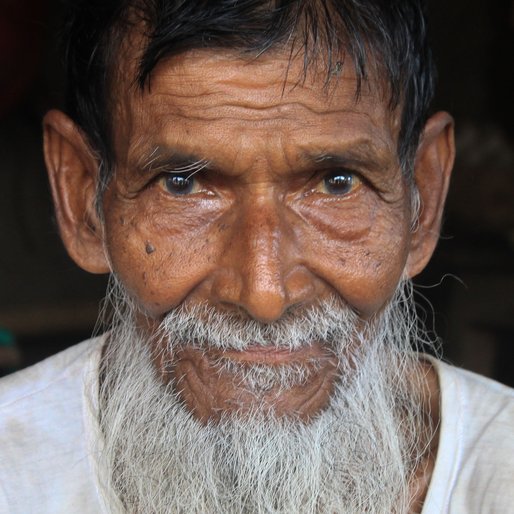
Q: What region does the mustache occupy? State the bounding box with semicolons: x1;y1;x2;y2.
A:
156;296;361;353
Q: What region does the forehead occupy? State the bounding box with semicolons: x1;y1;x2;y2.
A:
112;49;401;171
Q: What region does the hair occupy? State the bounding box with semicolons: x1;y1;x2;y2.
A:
95;276;434;512
62;0;435;197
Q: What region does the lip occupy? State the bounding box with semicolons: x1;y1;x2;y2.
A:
215;342;327;365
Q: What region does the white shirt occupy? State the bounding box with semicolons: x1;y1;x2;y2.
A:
1;338;513;513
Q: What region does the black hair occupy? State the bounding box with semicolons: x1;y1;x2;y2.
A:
62;0;435;193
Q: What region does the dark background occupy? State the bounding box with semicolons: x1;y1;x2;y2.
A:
0;0;513;384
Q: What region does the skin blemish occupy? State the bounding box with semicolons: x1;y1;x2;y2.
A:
145;242;156;254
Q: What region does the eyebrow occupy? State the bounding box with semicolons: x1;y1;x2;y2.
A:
136;147;210;176
305;143;393;174
134;140;393;178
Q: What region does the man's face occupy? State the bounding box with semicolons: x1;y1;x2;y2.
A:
43;41;454;512
97;49;415;420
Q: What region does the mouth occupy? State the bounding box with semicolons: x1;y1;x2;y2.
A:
164;341;340;422
208;342;332;366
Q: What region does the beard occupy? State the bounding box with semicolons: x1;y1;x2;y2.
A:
95;278;435;513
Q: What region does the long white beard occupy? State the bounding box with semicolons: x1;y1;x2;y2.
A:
96;279;433;513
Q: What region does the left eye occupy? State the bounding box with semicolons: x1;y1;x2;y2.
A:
319;170;360;196
161;173;197;195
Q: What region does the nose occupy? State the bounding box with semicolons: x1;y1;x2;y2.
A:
212;189;310;323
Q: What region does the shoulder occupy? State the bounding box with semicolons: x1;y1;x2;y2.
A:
0;337;102;408
435;359;514;445
424;359;514;513
0;337;105;513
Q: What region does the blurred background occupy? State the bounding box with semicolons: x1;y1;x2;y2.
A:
0;0;513;384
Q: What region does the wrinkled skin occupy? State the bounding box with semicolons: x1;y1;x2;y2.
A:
104;51;417;419
108;52;412;320
43;47;453;478
43;45;454;509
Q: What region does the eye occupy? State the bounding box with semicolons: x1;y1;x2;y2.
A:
316;169;361;196
160;173;198;195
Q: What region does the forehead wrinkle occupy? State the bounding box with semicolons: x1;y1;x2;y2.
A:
141;73;390;128
146;55;366;112
142;92;389;132
147;77;363;115
124;52;398;134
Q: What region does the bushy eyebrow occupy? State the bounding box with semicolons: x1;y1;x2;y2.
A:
136;146;210;177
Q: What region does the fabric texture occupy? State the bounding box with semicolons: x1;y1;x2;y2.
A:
1;338;513;513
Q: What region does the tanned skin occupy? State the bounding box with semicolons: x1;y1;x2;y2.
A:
43;48;454;509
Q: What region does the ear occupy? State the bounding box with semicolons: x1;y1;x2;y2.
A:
406;111;455;278
43;109;111;274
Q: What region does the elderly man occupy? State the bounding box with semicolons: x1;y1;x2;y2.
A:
1;1;513;512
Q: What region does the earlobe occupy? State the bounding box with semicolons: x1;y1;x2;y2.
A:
406;111;455;278
43;109;111;274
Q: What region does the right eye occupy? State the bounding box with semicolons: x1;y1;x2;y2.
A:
159;173;199;195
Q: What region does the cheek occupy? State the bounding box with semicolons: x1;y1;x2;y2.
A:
103;201;222;316
295;197;411;316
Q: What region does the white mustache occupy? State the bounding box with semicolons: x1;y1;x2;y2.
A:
158;296;360;353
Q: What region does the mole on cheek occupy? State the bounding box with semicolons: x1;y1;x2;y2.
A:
145;242;156;254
